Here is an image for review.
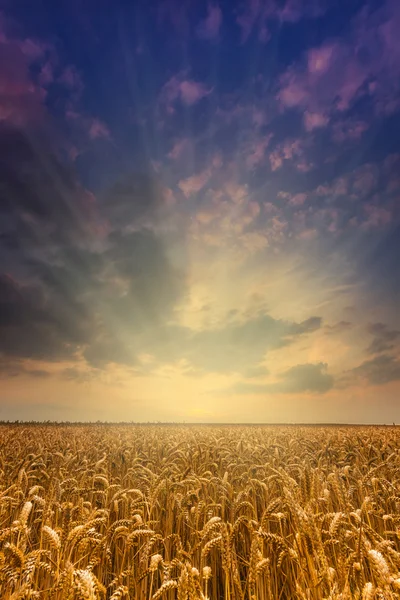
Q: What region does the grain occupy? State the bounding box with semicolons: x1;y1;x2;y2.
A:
1;424;400;599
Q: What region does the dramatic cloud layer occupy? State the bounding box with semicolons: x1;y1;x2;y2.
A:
0;0;400;422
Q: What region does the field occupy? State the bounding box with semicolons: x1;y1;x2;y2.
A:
1;425;400;599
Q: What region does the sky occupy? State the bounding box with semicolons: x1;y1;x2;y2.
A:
0;0;400;423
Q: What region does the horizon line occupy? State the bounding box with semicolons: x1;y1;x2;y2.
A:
0;420;397;426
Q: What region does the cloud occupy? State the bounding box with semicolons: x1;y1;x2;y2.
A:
277;0;400;124
361;205;391;230
104;229;184;319
289;154;396;236
316;177;348;197
178;168;213;198
168;138;191;160
38;61;54;86
17;38;48;62
185;314;291;373
194;196;260;234
290;316;322;335
275;362;334;393
66;109;112;145
226;362;334;394
269;138;309;172
0;126;188;371
0;125;101;248
101;172;165;227
350;354;400;385
134;311;323;377
0;13;110;160
236;0;327;44
61;367;96;383
303;111;329;131
246;135;273;170
156;0;192;36
0;218;187;371
180;80;212;105
187;176;290;256
0;359;52;379
352;164;378;197
160;73;213;114
197;4;222;40
80;228;187;367
315;163;383;206
277;41;365;118
332;119;368;143
59;66;84;95
288;193;307;207
358;224;400;303
325;321;353;335
0;272;91;361
0;36;46;126
88;118;110;140
366;323;400;355
269;152;283;171
0;15;84;131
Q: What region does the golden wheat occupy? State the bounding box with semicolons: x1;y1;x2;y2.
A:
1;424;400;598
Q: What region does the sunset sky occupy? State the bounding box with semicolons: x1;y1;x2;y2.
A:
1;0;400;422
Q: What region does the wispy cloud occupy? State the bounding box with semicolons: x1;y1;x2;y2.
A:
197;4;222;40
236;0;327;44
0;20;50;126
88;118;111;140
160;73;213;114
178;168;213;198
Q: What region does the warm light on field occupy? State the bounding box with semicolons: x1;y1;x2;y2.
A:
1;424;400;599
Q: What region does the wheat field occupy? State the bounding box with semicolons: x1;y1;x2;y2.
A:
1;424;400;599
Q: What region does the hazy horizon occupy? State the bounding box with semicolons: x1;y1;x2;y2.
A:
0;420;398;427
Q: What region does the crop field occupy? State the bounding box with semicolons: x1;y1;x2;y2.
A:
1;425;400;599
